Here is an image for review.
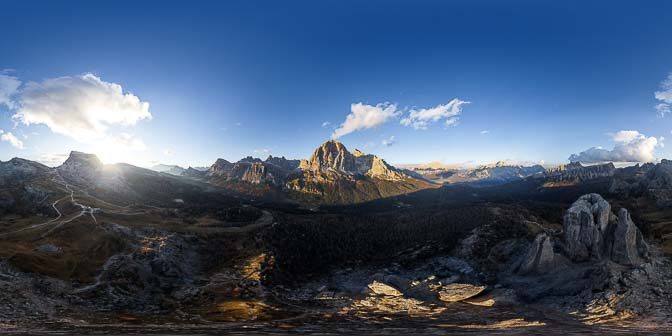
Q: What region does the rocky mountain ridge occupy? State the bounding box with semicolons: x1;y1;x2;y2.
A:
542;161;616;187
201;140;430;204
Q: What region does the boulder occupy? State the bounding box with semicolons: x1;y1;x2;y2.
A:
367;280;403;297
438;283;486;302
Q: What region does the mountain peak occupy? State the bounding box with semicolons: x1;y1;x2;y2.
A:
307;140;355;173
63;151;103;169
57;151;103;184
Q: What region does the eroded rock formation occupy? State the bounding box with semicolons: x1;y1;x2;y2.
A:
560;193;648;265
516;233;556;274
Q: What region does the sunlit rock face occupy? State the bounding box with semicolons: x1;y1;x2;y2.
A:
301;140;406;180
304;140;358;173
57;151;103;185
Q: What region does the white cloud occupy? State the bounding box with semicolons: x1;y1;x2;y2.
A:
11;73;151;141
0;130;24;149
655;73;672;117
332;102;400;139
321;121;331;127
381;135;396;147
0;71;21;109
569;130;662;163
609;130;641;143
400;99;469;130
480;130;490;135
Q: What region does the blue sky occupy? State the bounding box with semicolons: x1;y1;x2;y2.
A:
1;0;672;167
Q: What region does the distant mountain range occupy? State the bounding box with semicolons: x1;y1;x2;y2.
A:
2;140;669;208
402;160;546;185
150;164;207;176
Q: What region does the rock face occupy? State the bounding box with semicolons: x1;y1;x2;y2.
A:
299;140;405;180
517;233;556;274
560;193;648;265
57;151;103;185
265;155;300;172
562;193;611;261
302;140;357;173
286;140;432;204
206;156;296;186
608;208;649;266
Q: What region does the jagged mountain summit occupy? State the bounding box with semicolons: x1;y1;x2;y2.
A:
286;140;432;204
202;140;433;204
542;161;616;187
298;140;406;180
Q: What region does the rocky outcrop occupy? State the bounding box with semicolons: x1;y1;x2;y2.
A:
560;193;648;265
502;193;663;323
608;208;649;266
562;193;611;261
516;233;556;274
438;283;486;302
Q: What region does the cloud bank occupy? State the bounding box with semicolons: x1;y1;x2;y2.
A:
655;73;672;117
331;99;468;138
332;102;400;139
569;130;662;164
11;74;151;140
400;99;469;130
